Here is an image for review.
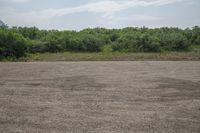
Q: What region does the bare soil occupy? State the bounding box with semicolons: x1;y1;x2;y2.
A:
0;61;200;133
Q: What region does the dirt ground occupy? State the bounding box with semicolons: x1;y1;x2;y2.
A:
0;61;200;133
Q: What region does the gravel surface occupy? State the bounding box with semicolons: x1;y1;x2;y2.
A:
0;61;200;133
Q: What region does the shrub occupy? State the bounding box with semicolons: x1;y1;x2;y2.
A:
0;26;199;60
194;36;200;45
113;33;161;52
80;34;103;52
101;45;113;53
136;34;161;52
0;30;27;59
42;33;63;52
160;33;190;51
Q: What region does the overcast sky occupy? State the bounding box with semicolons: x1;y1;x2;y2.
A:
0;0;200;30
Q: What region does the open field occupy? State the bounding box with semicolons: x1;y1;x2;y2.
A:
0;61;200;133
22;52;200;61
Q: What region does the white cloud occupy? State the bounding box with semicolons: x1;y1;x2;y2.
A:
0;0;186;29
41;0;183;17
0;0;31;3
98;14;162;28
115;15;162;21
0;7;50;28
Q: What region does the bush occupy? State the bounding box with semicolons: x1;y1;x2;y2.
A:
80;34;103;52
0;30;27;59
160;33;190;51
0;26;199;60
191;26;200;45
101;45;113;53
42;33;63;52
61;35;82;52
136;34;161;52
194;36;200;45
28;41;47;53
113;34;138;52
113;33;161;52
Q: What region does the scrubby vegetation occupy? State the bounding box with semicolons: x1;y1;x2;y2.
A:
0;26;200;60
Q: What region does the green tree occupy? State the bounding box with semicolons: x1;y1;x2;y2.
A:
0;30;27;59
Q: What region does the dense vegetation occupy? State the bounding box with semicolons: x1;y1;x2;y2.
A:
0;26;200;59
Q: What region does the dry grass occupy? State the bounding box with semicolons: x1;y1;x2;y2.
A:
24;52;200;61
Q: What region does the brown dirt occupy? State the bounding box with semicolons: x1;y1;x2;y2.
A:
0;61;200;133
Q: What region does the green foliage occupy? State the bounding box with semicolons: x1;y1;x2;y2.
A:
42;33;63;52
113;33;161;52
193;36;200;45
80;34;103;52
191;26;200;45
0;26;200;60
101;45;113;53
0;29;27;59
62;36;82;52
159;33;189;51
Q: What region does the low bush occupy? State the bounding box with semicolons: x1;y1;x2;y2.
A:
0;26;199;60
0;30;27;59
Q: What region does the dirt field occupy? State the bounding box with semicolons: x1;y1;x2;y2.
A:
0;61;200;133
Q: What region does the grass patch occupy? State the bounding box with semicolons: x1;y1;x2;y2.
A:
189;45;200;53
22;52;200;61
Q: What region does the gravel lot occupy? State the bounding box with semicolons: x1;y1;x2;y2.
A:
0;61;200;133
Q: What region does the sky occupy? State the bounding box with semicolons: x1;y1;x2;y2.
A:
0;0;200;30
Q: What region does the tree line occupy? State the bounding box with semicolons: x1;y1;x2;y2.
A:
0;26;200;59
